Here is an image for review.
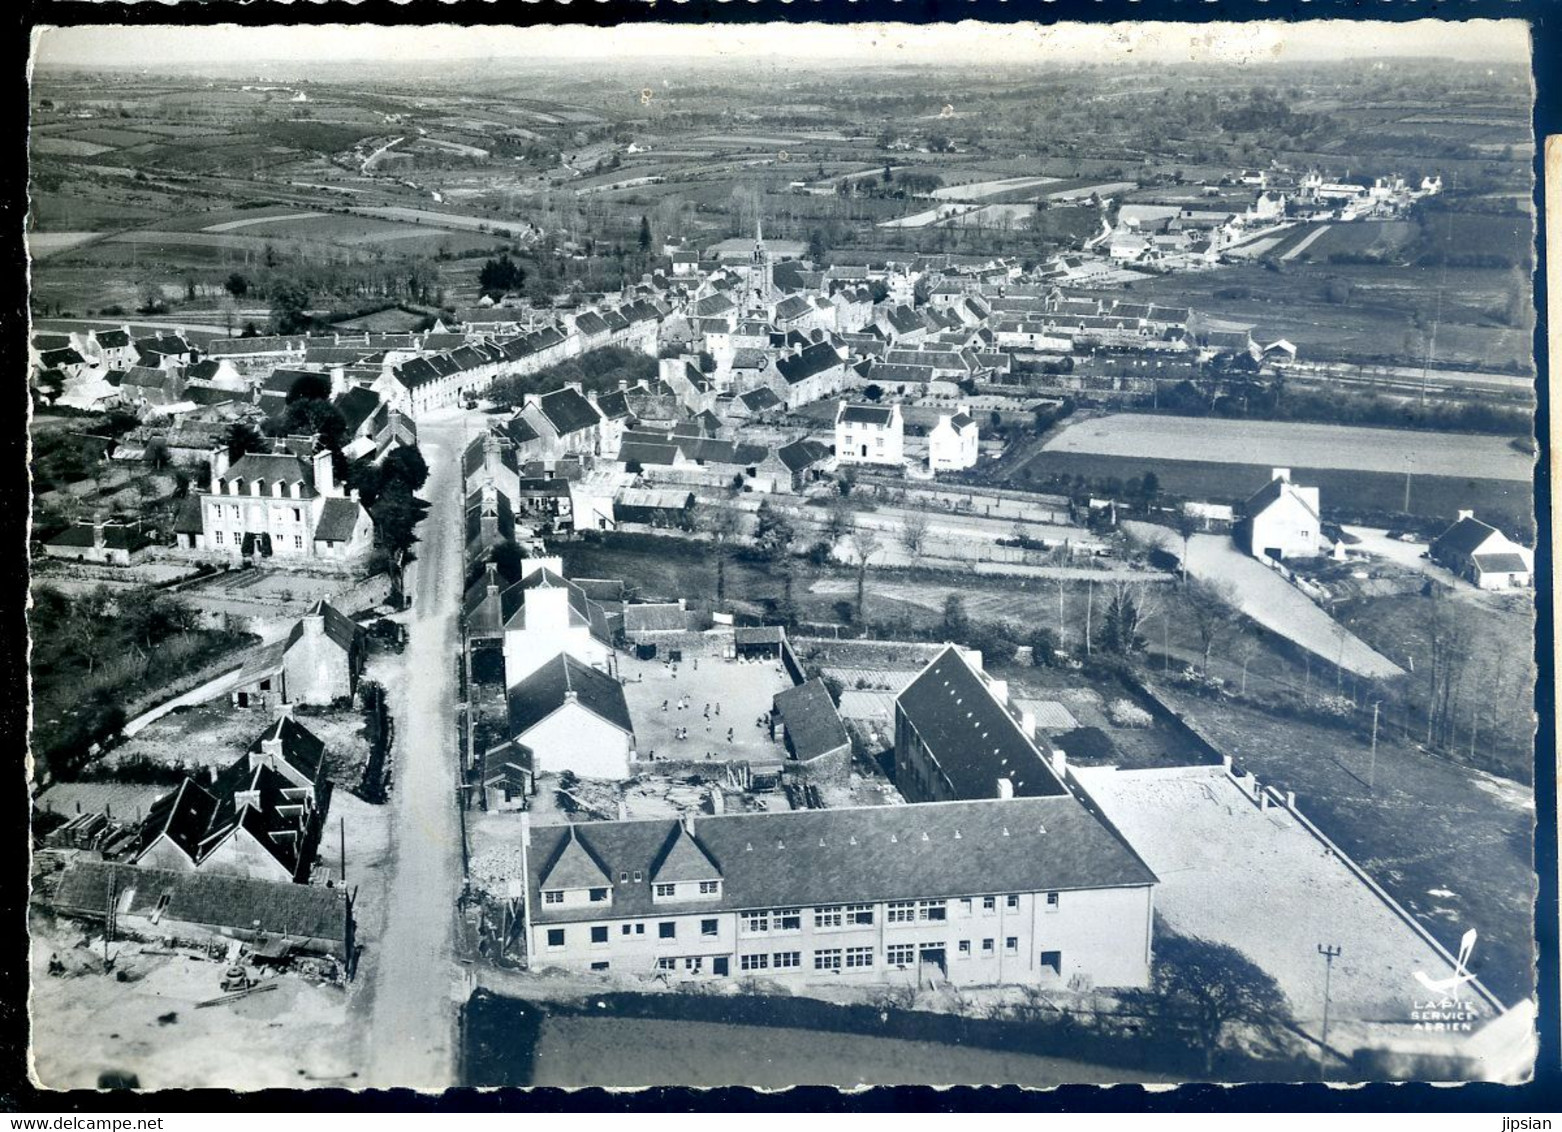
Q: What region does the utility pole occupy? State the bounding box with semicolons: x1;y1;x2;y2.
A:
1317;943;1341;1075
339;815;347;888
1369;701;1381;791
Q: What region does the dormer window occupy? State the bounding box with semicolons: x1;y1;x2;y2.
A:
654;883;677;899
250;481;261;496
698;880;720;896
588;887;609;903
543;890;563;905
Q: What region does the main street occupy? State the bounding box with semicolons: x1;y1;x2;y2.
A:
362;410;470;1089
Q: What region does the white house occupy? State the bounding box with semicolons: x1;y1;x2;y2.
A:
1242;468;1321;561
502;562;615;688
927;405;979;473
834;401;904;467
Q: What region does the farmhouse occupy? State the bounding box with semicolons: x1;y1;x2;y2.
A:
1429;511;1534;590
1240;468;1321;562
521;797;1156;989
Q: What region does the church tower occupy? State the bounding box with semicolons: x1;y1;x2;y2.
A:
745;213;774;317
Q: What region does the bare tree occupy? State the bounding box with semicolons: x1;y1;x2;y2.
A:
699;504;746;613
1182;576;1241;673
846;527;882;626
898;509;932;559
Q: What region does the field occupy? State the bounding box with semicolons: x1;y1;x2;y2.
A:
929;175;1059;201
1013;450;1531;537
32;137;114;157
1043;414;1531;481
27;231;102;259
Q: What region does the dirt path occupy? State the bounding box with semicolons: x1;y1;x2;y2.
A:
362;414;465;1089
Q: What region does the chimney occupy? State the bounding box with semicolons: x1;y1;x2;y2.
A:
1271;467;1290;483
709;789;725;816
677;598;687;611
210;445;230;485
1021;710;1036;738
91;517;106;551
617;800;629;821
330;365;346;398
682;813;696;837
302;606;326;641
1457;509;1474;523
988;679;1008;705
312;446;336;496
1050;748;1068;779
485;561;499;597
996;777;1014;800
208;765;219;785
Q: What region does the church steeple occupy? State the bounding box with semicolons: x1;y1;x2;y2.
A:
746;207;774;316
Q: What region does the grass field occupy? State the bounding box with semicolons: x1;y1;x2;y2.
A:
32;137;114;157
1012;450;1532;537
1044;414;1531;481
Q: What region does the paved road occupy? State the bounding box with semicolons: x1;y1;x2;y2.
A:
363;412;466;1089
1126;521;1403;680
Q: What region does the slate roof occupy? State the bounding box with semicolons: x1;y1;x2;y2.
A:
1244;475;1317;521
46;521;151;552
737;387;782;412
538;829;612;889
1430;515;1501;560
95;328;132;349
777;438;830;472
839;404;895;426
507;653;633;737
774;678;850;762
897;646;1066;800
1473;552;1529;575
40;347;86;367
172;496;204;535
528;794;1156;924
284;599;362;654
248;715;327;788
333;386;382;435
52;859;351;946
775;341;841;386
535;387;601;437
313;498;365;543
773;295;812;321
221;452;314;492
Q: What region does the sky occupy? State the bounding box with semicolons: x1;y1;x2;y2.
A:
32;20;1531;71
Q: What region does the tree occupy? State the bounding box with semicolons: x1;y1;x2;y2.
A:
224;272;249;299
699;505;745;612
143;437;171;473
1138;932;1291;1076
278;397;347;452
823;501;852;548
898;509;931;559
862;383;884;403
1140;471;1161;506
223;422;266;465
478;254;524;295
1182;576;1241;672
380;444;430;492
846;528;882;625
753;500;799;622
1100;581;1155;655
36;369;65;405
269;279;313;335
1171;510;1200;579
638;215;652;254
807;228;827;262
941;594;970;642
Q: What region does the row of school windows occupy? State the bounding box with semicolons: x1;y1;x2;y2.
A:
541;879;721;904
543;894;1064;949
579;940;1061;976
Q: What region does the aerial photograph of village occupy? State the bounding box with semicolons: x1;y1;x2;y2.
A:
22;18;1541;1095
